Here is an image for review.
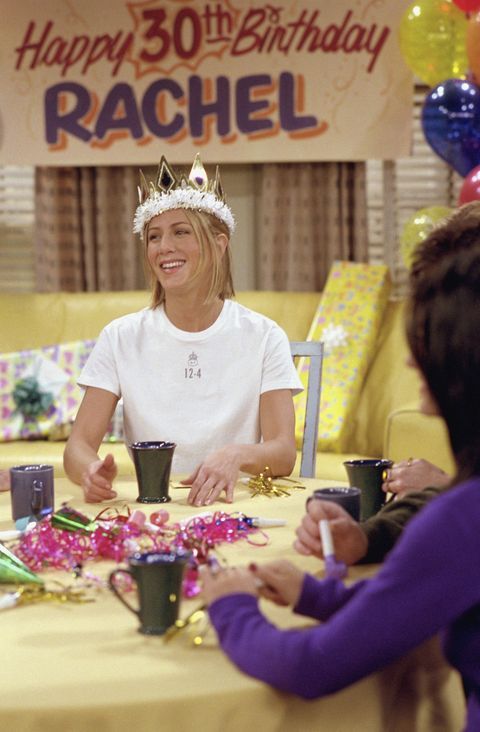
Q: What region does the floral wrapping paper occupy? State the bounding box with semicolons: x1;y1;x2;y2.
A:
294;261;391;452
0;340;96;441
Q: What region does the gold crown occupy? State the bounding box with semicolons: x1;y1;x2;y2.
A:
133;154;235;236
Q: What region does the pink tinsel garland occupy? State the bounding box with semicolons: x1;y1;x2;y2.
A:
11;509;267;598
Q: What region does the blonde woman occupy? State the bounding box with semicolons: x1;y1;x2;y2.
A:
64;155;301;506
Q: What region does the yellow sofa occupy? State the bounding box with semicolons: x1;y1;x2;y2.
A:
0;290;455;482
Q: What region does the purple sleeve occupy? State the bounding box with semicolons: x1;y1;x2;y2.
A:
294;574;368;621
208;481;480;699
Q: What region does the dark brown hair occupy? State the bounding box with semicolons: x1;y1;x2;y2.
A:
410;201;480;284
407;245;480;482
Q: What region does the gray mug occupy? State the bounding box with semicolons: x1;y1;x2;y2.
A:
9;464;54;523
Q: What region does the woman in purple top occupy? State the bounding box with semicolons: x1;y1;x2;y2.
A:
202;241;480;730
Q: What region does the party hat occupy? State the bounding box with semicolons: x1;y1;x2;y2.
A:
0;549;43;585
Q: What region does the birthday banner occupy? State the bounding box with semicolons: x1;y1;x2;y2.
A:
0;0;413;165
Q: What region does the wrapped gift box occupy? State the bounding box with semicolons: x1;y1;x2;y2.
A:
295;261;391;452
0;340;96;441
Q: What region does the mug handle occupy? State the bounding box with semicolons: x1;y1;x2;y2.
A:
108;569;139;618
31;480;44;514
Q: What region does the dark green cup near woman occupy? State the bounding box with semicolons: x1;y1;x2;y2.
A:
307;486;361;521
130;441;176;503
343;459;393;520
109;550;191;635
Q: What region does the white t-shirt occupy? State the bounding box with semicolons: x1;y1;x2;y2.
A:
79;300;303;473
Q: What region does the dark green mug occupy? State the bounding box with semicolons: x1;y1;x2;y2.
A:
109;550;191;635
343;459;393;520
130;441;176;504
308;486;361;521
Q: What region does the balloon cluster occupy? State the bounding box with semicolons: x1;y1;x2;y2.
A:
399;0;480;266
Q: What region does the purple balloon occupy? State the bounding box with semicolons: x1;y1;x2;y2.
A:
422;79;480;177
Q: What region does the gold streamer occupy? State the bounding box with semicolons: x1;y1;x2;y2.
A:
163;604;208;646
247;467;306;498
164;553;226;646
0;581;97;609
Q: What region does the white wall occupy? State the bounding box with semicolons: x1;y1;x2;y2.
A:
221;164;259;290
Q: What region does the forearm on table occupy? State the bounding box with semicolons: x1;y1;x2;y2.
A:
209;530;464;700
63;438;101;485
294;574;367;621
208;593;386;700
359;486;446;564
235;439;297;477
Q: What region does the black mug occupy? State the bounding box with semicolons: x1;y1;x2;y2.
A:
109;550;191;635
343;459;393;520
130;441;176;503
308;486;361;521
9;464;54;524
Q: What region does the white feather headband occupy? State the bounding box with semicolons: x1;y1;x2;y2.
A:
133;154;235;237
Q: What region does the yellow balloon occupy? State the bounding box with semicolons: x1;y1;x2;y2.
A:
399;0;468;87
400;206;452;269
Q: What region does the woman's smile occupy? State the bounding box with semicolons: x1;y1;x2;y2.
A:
146;210;202;290
159;258;186;273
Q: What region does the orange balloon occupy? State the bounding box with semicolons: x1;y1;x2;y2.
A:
467;12;480;84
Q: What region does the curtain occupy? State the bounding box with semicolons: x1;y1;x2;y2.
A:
34;161;368;293
34;167;147;291
257;162;368;291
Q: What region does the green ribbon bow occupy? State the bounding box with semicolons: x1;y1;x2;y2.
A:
12;376;54;418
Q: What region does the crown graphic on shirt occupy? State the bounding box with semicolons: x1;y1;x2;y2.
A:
133;153;235;237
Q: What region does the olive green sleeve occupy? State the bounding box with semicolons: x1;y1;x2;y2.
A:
359;486;446;564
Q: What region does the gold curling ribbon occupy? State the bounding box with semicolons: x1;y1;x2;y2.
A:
0;581;97;609
247;467;306;498
163;604;209;646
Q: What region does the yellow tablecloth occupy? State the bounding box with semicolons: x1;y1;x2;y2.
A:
0;477;466;732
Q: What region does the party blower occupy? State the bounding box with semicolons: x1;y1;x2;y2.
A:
0;543;43;585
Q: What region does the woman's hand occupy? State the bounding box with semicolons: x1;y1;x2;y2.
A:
181;389;297;506
250;560;305;607
382;458;450;498
201;565;258;604
294;499;368;566
81;453;118;502
63;386;119;500
182;446;242;506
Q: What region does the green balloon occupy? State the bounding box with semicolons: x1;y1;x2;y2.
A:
400;206;452;269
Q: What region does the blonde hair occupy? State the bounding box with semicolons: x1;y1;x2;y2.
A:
144;209;235;308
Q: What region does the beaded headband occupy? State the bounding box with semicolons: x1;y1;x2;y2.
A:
133;154;235;237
